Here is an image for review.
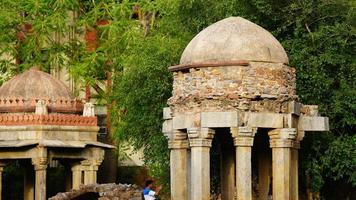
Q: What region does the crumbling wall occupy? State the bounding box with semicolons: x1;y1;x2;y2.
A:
49;183;142;200
168;62;297;114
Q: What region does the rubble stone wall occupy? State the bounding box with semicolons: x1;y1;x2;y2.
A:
49;183;142;200
168;62;297;114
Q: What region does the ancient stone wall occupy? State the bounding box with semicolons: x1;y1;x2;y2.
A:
49;183;142;200
168;62;297;114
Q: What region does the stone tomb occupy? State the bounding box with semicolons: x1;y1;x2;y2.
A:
0;68;113;200
162;17;329;200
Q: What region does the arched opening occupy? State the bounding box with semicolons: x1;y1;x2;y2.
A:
252;128;272;200
210;128;235;200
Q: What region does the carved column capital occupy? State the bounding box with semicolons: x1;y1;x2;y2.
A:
231;127;256;147
32;158;48;170
172;129;188;140
187;127;215;139
168;140;189;149
189;138;213;147
268;128;297;140
269;139;293;148
268;128;296;148
234;137;254;147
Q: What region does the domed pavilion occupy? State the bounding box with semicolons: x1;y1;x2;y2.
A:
0;67;113;200
163;17;329;200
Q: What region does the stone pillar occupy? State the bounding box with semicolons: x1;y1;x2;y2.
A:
269;128;296;200
32;158;47;200
291;141;300;200
24;165;35;200
189;136;213;200
0;163;5;200
71;164;82;189
221;146;235;200
232;127;255;200
82;160;95;185
82;157;102;185
169;137;189;200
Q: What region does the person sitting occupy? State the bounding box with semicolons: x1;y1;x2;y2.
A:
143;179;162;200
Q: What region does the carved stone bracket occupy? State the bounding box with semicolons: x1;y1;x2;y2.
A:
187;127;215;139
32;157;48;171
231;126;256;147
269;128;297;148
172;129;188;140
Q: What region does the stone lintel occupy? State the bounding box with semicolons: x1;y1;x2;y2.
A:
0;131;97;143
201;111;238;128
0;125;99;132
168;140;189;149
172;113;200;129
163;107;172;120
247;112;284;128
189;138;213;147
298;116;329;131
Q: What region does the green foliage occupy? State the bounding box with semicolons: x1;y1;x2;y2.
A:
322;135;356;186
0;0;354;196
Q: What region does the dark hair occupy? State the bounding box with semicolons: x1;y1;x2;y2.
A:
145;180;154;187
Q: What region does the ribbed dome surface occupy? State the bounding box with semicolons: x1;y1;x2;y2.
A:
0;67;82;113
180;17;289;65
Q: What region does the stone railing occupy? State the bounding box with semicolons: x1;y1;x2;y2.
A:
0;98;83;113
0;113;97;126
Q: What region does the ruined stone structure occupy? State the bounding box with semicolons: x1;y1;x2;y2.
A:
163;17;329;200
49;183;142;200
0;67;113;200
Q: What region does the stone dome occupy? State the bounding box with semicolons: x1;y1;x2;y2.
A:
0;67;83;113
180;17;289;65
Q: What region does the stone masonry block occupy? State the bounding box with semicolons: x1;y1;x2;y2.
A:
172;114;200;129
247;112;284;128
201;112;239;128
162;120;173;134
288;101;301;115
163;107;172;120
298;116;329;131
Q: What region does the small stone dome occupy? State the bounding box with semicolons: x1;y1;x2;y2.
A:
180;17;289;65
0;67;83;113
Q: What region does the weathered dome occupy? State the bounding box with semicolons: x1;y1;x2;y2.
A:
0;67;83;113
180;17;289;65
